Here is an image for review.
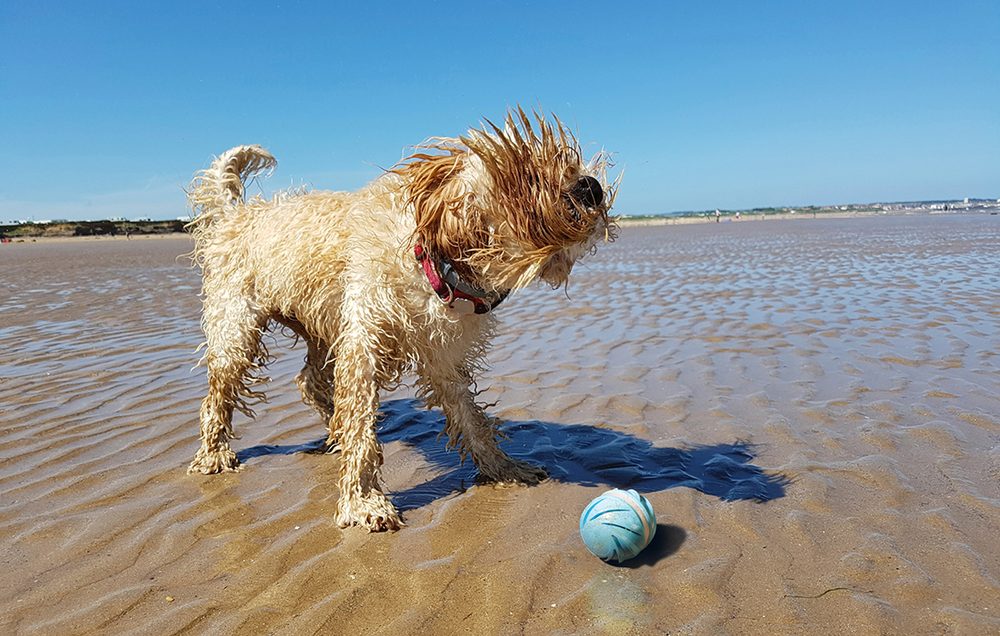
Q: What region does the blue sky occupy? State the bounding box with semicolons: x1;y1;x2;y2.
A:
1;1;997;221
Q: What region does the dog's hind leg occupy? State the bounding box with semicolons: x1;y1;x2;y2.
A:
331;296;403;531
274;316;339;449
188;296;269;474
296;339;339;449
420;370;547;485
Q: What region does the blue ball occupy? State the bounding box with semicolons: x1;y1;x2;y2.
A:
579;489;656;563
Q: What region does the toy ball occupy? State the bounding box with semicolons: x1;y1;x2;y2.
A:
579;489;656;563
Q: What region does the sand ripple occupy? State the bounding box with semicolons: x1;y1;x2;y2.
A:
1;218;998;634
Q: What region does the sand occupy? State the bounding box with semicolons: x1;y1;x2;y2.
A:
1;215;997;635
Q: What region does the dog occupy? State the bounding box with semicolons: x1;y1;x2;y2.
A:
186;109;617;531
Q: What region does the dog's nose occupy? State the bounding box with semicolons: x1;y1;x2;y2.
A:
570;176;604;209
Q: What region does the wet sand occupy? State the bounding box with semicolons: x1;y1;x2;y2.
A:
1;215;998;635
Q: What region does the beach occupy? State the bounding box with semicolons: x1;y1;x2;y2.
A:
1;214;997;634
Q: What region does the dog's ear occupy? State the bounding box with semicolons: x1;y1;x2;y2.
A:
399;149;484;263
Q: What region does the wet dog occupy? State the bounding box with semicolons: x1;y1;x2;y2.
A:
186;109;616;530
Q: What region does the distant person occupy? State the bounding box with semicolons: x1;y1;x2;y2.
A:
715;209;721;223
735;211;741;220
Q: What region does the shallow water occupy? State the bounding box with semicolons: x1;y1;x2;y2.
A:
1;217;998;634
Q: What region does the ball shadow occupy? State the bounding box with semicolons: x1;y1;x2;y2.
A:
619;524;687;568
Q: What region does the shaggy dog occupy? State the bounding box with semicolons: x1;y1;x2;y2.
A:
186;110;616;531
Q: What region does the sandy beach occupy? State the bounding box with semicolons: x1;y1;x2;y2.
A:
1;214;997;635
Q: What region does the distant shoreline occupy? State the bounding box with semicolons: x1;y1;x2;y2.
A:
0;232;191;244
0;219;186;241
617;209;997;226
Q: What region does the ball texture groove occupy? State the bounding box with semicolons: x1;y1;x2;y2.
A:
579;489;656;563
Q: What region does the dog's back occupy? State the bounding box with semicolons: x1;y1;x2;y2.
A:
187;148;418;319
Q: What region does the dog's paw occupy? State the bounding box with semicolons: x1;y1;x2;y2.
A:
187;448;240;474
481;458;548;486
336;494;404;532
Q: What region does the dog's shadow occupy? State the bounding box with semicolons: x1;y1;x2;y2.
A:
239;399;789;517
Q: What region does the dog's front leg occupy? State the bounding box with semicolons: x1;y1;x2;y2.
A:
331;310;402;532
421;371;547;485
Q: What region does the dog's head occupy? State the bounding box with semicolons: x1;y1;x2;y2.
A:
398;109;617;294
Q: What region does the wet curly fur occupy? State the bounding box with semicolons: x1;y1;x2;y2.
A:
186;109;617;531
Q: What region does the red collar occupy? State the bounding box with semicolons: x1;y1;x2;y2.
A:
414;243;508;315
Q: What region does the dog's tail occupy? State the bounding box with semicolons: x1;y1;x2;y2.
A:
186;145;276;240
